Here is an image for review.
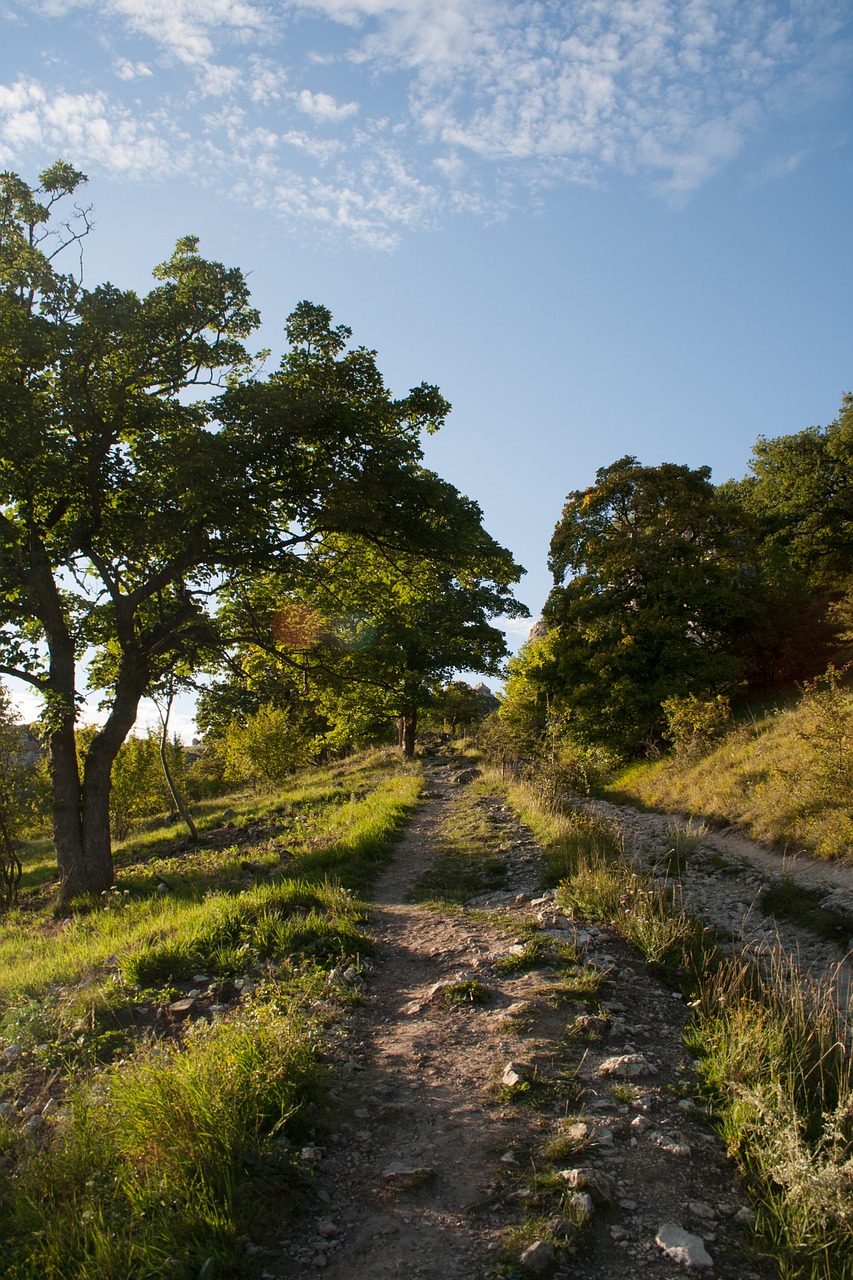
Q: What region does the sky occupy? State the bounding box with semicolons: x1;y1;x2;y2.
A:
2;0;852;737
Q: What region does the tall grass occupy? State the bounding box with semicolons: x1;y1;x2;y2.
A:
0;750;422;1277
688;956;853;1280
497;766;853;1279
3;997;323;1279
607;678;853;862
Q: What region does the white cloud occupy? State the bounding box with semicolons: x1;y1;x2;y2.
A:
114;57;152;80
296;88;358;121
0;77;188;177
5;0;850;242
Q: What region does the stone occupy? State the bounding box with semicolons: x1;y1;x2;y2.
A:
167;998;198;1020
655;1129;692;1158
564;1121;591;1142
558;1168;612;1204
316;1219;337;1239
688;1201;716;1220
2;1044;23;1061
381;1162;435;1187
502;1063;525;1087
519;1240;555;1272
567;1191;595;1221
454;768;480;784
655;1223;713;1268
598;1053;657;1078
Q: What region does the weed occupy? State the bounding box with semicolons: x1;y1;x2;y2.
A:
662;819;709;873
759;878;853;946
438;979;491;1006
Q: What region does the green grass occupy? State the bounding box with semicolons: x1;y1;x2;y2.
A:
408;775;509;905
0;750;422;1278
497;763;853;1280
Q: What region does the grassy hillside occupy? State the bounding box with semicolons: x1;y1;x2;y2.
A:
0;750;421;1279
606;672;853;862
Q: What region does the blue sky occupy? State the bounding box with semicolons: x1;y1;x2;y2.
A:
2;0;852;734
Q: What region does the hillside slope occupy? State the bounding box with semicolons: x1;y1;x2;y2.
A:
606;678;853;863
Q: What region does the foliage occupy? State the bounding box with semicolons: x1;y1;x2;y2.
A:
0;685;47;910
541;456;760;752
221;702;314;792
214;524;526;759
422;680;498;735
0;163;472;900
661;692;733;760
741;393;853;592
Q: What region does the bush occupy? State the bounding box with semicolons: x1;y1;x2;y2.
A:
661;693;732;759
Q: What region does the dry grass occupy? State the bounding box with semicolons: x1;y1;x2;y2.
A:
608;682;853;862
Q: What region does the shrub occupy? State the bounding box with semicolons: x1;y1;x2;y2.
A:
661;692;733;759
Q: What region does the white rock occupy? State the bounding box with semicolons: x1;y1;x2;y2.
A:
598;1053;657;1078
502;1063;524;1087
656;1222;713;1268
519;1240;555;1272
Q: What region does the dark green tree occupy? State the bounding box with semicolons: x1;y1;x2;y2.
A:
741;394;853;590
0;165;452;901
542;456;758;752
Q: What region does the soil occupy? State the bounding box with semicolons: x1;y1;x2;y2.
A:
259;750;853;1280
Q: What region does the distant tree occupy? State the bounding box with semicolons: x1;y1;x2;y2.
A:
214;501;527;759
424;681;497;736
0;684;29;910
740;394;853;591
542;456;758;752
0;165;454;902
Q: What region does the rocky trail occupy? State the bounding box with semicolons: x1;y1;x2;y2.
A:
259;754;853;1280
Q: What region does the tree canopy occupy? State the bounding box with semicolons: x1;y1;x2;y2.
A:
0;163;522;901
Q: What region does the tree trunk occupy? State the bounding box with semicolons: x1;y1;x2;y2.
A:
401;708;417;758
48;715;88;902
78;660;147;903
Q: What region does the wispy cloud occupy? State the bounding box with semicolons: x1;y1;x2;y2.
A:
3;0;850;241
296;87;358;121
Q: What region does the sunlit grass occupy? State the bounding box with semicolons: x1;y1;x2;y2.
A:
0;750;423;1277
607;686;853;862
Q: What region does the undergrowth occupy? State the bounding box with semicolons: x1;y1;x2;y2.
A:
0;750;421;1278
607;673;853;862
495;766;853;1280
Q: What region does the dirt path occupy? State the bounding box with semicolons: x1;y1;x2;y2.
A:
263;757;779;1280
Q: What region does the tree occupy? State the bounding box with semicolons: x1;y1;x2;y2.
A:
0;165;452;902
542;456;758;752
214;497;527;758
740;394;853;590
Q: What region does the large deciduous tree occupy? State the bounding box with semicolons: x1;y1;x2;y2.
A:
0;164;451;902
541;456;759;752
